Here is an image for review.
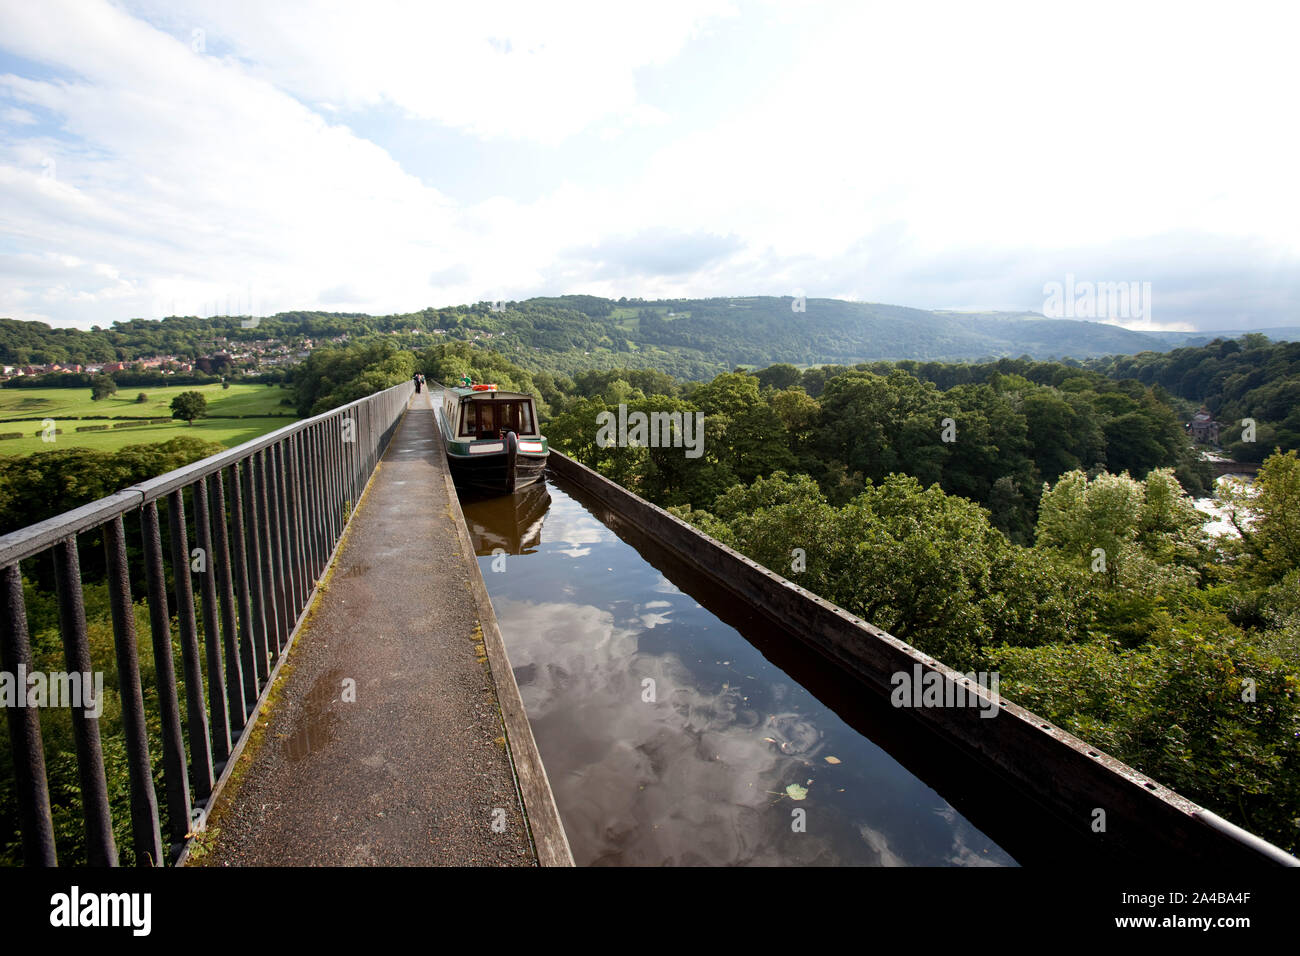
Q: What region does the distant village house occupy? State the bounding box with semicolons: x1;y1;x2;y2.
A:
1186;407;1221;444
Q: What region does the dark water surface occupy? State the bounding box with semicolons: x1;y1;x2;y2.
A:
461;477;1021;867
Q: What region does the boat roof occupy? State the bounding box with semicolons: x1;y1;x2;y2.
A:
447;386;534;401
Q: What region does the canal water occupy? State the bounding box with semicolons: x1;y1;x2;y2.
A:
461;476;1027;867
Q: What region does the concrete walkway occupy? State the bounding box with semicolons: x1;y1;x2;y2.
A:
196;390;539;866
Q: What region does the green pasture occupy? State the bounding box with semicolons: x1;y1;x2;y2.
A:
610;304;688;330
0;416;294;456
0;382;293;422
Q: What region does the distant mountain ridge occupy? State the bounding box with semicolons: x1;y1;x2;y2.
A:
607;296;1288;366
4;296;1293;383
1143;326;1300;348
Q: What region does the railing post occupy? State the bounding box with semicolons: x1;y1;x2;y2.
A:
103;516;165;866
211;470;248;730
267;444;293;646
305;427;325;580
295;431;313;591
232;459;263;709
331;413;345;535
302;424;320;576
142;500;193;850
347;411;359;504
282;438;306;611
320;423;333;556
253;450;281;665
52;537;118;866
166;489;214;801
369;401;377;474
192;479;231;764
0;563;57;866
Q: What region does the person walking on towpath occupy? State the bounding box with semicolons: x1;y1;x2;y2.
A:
413;372;423;394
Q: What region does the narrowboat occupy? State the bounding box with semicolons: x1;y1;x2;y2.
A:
438;380;549;493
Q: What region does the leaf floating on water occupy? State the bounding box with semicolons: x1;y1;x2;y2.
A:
786;783;808;801
824;756;841;765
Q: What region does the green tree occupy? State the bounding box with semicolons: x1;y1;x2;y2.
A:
754;363;803;391
546;397;614;467
0;436;224;535
1037;470;1145;583
995;617;1300;855
1035;467;1206;644
295;338;419;415
813;370;948;489
1229;449;1300;581
90;374;117;401
683;472;1088;671
170;391;208;425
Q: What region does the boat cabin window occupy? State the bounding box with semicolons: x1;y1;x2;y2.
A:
459;399;535;438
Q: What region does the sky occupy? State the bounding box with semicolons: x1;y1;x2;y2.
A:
1;0;1298;332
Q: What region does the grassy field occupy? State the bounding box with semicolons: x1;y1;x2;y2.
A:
0;416;296;456
0;382;293;422
610;304;687;332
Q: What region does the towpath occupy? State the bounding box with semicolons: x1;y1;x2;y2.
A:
194;390;560;866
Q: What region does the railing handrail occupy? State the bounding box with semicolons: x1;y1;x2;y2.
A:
0;382;411;567
1;378;415;866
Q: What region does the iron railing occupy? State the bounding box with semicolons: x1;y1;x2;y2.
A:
0;381;414;865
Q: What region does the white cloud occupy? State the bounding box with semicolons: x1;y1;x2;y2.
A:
1;105;36;124
121;0;736;143
0;0;471;323
1;0;1298;329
